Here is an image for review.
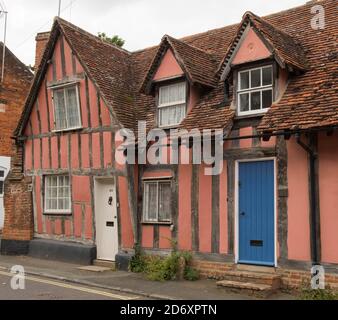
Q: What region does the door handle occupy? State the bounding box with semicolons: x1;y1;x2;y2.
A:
240;212;246;216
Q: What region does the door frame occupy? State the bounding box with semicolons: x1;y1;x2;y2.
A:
93;176;119;261
234;157;278;267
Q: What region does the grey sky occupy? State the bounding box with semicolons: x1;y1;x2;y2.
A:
1;0;307;66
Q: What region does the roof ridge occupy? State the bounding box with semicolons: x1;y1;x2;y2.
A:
55;17;132;55
132;0;320;55
164;35;218;60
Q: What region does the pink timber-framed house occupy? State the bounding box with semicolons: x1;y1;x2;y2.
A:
2;0;338;288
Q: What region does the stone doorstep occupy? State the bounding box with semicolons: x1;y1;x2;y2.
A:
217;280;275;298
222;271;282;288
93;259;116;270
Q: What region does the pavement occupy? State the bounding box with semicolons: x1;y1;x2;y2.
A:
0;255;296;300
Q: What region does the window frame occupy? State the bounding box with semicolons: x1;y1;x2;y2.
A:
44;175;72;215
142;179;172;224
0;169;4;197
157;81;187;129
51;84;82;132
237;65;274;116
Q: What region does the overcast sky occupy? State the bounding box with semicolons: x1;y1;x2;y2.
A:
1;0;307;66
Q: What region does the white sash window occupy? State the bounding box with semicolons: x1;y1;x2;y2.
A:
143;180;172;223
44;175;71;214
53;85;81;131
158;82;186;128
238;66;273;116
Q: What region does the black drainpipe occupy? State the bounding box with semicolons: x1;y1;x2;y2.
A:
296;133;320;266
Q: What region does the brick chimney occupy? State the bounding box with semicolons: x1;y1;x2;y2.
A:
35;32;50;70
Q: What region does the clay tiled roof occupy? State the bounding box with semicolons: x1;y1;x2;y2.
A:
258;0;338;132
140;35;218;94
16;0;338;136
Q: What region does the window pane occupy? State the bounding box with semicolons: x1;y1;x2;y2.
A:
239;93;249;112
64;198;70;210
263;66;273;86
262;89;273;109
45;175;71;212
66;87;80;128
0;181;3;195
159;83;186;105
0;170;4;178
159;104;185;127
51;199;58;210
58;199;64;210
159;182;171;221
145;183;157;221
51;176;57;186
240;71;249;90
54;90;67;130
251;69;261;88
251;91;261;110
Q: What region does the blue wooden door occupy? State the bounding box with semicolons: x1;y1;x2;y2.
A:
238;160;275;266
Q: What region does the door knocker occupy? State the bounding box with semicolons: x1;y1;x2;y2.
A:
108;196;113;206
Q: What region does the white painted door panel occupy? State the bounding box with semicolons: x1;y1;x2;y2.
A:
94;178;118;261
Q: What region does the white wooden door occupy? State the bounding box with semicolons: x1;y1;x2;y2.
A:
94;178;119;261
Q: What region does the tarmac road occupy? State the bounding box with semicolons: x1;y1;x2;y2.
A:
0;270;142;300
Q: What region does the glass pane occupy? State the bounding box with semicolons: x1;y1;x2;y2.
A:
251;91;261;110
0;170;4;178
251;69;261;88
64;176;70;186
51;176;57;186
64;198;70;210
262;90;273;109
159;83;186;105
0;181;3;195
45;185;51;199
240;71;249;90
51;187;57;197
239;93;249;112
58;176;64;187
51;199;57;210
145;183;157;221
159;104;185;127
263;66;273;86
66;87;80;128
46;199;51;210
159;182;171;221
54;90;67;130
58;199;64;210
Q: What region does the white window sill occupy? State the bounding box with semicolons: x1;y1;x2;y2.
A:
237;109;269;117
52;126;83;133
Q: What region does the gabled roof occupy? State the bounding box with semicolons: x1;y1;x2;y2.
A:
16;0;338;137
219;11;308;80
140;35;218;94
15;17;137;137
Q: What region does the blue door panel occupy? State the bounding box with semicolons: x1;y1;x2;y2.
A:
238;160;275;266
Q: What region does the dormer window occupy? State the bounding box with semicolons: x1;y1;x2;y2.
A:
237;65;273;116
158;82;186;128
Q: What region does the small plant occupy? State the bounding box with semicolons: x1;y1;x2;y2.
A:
184;266;200;281
129;242;200;282
299;284;338;300
129;245;146;273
